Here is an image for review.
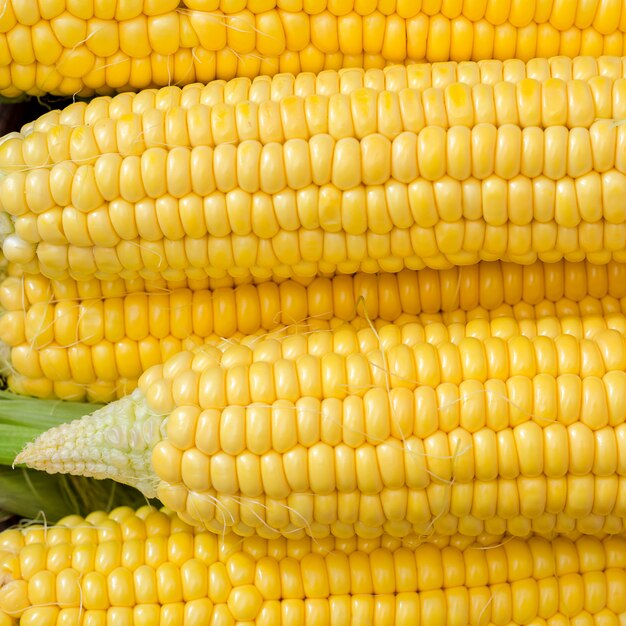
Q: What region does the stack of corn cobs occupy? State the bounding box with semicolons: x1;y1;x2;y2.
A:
2;1;626;624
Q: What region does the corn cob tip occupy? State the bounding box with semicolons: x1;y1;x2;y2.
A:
14;388;162;498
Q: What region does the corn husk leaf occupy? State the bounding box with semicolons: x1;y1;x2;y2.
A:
0;390;101;465
0;466;150;521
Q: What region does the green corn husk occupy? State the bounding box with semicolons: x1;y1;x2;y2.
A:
0;467;150;522
0;389;100;465
0;390;154;521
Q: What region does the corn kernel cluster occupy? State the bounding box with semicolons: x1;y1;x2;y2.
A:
2;0;626;97
4;11;626;623
3;259;626;401
2;61;626;284
2;507;626;626
17;316;626;539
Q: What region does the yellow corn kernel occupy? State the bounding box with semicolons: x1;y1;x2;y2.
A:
3;507;623;624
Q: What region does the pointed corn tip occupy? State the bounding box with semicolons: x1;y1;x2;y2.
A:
10;389;164;499
13;436;43;468
12;445;30;467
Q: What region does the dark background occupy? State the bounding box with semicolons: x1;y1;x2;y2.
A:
0;99;62;135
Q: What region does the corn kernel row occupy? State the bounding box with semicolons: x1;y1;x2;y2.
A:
6;218;626;282
4;260;626;312
7;75;626;180
2;1;626;97
6;71;626;173
12;56;626;139
154;479;626;539
5;0;626;22
4;124;626;206
3;135;626;279
154;324;626;401
4;260;626;346
2;506;626;625
6;286;626;352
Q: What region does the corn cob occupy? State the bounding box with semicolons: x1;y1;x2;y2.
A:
4;260;626;402
1;505;626;626
2;59;626;282
17;320;626;539
2;1;626;98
